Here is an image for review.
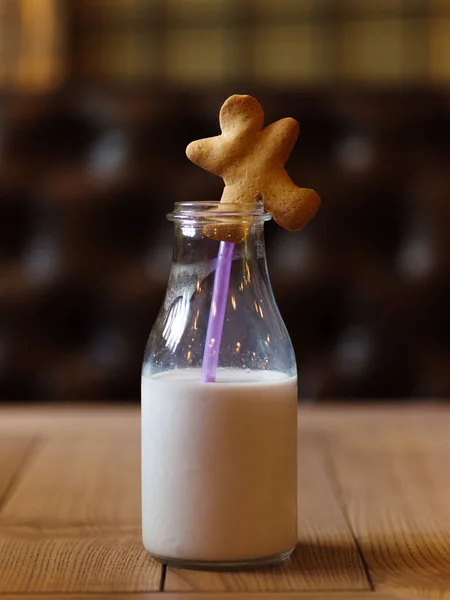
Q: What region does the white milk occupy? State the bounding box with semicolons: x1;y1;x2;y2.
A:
141;368;298;563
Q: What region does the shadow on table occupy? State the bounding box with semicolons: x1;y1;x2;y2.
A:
289;539;368;583
166;539;370;591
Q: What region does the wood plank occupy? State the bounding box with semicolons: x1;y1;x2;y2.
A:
0;437;36;506
300;405;450;438
0;593;405;600
328;425;450;598
0;525;160;593
0;405;140;438
0;436;141;525
165;432;369;592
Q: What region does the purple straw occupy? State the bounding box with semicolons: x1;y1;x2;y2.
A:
201;241;234;382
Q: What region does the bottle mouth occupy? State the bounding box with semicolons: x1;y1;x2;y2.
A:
167;201;272;222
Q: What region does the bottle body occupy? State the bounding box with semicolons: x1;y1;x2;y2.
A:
141;202;298;569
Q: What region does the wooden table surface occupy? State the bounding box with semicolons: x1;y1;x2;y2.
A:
0;404;449;600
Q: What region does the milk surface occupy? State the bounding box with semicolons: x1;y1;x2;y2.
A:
141;368;298;562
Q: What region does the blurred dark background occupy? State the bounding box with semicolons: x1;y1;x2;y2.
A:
0;0;449;402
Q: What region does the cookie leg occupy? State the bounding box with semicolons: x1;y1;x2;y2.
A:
263;173;320;232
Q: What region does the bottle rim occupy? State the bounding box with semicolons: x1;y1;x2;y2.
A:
167;201;272;222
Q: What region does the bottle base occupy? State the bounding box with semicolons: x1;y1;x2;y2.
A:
149;546;296;571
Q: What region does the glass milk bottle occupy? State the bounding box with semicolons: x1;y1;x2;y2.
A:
141;201;298;569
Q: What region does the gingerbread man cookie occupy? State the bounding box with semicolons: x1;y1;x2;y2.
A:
186;94;320;241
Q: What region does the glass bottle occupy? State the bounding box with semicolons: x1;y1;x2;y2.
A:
141;201;298;570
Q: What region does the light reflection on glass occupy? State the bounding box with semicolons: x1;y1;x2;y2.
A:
193;310;200;330
182;224;196;238
162;294;190;350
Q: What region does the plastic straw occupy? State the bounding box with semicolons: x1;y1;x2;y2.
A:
201;241;234;382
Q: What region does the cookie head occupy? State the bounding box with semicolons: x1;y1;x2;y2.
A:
219;95;265;135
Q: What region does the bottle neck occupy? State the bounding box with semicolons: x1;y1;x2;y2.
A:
173;220;267;264
169;201;271;271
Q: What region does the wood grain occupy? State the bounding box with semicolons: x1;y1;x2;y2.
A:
328;426;450;598
0;436;141;525
0;593;405;600
0;437;36;506
0;405;140;439
1;405;450;596
165;432;369;592
300;405;450;430
0;525;160;593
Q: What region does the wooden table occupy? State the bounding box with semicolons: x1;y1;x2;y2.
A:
0;404;449;600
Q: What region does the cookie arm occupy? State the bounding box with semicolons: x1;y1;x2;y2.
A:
186;136;226;176
261;117;299;166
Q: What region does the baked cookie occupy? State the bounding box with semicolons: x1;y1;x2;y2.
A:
187;94;320;241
